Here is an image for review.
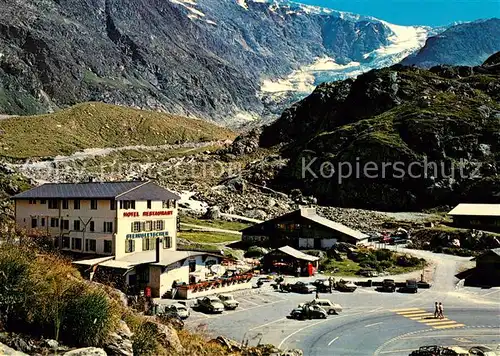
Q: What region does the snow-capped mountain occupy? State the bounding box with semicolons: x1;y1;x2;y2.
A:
0;0;452;125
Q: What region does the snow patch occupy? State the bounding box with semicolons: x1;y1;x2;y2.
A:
169;0;206;19
237;0;248;9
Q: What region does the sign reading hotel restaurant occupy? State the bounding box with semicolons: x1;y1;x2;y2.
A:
123;210;173;218
125;231;169;239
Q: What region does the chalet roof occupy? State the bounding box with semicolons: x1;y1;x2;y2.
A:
274;245;319;262
240;207;368;241
448;204;500;217
12;180;180;201
301;213;368;241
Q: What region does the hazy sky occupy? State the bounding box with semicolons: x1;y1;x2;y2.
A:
297;0;500;26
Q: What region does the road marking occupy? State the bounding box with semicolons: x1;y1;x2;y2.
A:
369;307;384;313
239;298;259;306
390;308;420;312
433;323;465;329
278;311;365;349
417;318;449;323
402;333;500;339
248;317;287;331
327;336;339;346
365;322;383;328
379;348;421;354
424;320;460;326
406;313;434;318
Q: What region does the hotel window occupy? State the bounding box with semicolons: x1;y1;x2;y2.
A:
31;218;37;228
153;220;164;231
48;199;59;209
40;199;46;204
163;236;172;249
104;240;112;254
62;236;70;249
110;200;116;210
91;199;98;210
89;221;95;232
50;218;59;228
143;237;156;251
74;220;81;231
162;200;170;209
74;199;80;210
41;218;45;227
132;221;141;233
103;222;113;233
71;237;82;250
125;239;135;253
28;199;36;205
62;199;68;209
86;239;96;252
147;200;152;209
120;200;135;210
145;221;152;232
62;220;69;230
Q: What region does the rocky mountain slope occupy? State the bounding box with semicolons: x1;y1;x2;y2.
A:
402;18;500;68
259;52;500;211
0;0;431;126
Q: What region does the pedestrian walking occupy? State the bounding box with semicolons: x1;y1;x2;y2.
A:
315;290;319;299
328;276;333;293
434;302;439;318
296;266;301;277
438;302;444;319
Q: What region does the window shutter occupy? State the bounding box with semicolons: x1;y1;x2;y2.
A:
132;240;135;252
141;222;146;232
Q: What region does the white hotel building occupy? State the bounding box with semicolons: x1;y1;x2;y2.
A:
12;180;228;298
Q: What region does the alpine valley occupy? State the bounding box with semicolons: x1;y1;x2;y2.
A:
3;0;495;126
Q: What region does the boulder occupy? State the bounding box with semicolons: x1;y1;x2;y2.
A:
0;342;28;356
203;206;221;220
43;339;59;349
104;321;133;356
146;321;184;353
63;347;107;356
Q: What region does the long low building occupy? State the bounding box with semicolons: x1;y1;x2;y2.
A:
448;204;500;232
240;208;368;248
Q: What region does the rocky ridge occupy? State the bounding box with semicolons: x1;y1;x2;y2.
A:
257;52;500;211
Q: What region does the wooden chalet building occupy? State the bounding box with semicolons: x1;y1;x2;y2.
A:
240;208;368;249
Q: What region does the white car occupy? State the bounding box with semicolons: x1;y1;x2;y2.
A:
165;303;190;319
217;294;239;310
308;299;342;315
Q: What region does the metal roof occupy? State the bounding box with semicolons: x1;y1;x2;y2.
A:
276;245;319;262
301;212;369;240
448;204;500;216
12;180;180;200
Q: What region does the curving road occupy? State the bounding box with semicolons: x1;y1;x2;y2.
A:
186;247;500;355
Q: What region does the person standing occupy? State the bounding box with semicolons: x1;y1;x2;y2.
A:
438;302;444;319
434;302;439;318
296;266;301;277
315;290;319;299
328;276;333;293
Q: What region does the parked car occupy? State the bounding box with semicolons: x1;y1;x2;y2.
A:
378;279;396;293
390;236;409;245
410;345;468;356
289;304;328;320
163;303;190;319
311;279;331;292
288;281;317;294
197;296;225;313
335;280;357;292
217;294;239;310
399;279;418;293
358;269;379;277
303;299;342;315
469;346;500;356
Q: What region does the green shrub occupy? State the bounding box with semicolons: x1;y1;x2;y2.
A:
379;260;392;270
244;246;267;258
61;285;119;346
375;249;393;261
132;321;161;356
396;255;421;267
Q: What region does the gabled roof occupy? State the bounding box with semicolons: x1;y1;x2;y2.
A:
275;245;319;262
301;213;368;240
448;204;500;217
240;207;368;240
12;180;180;201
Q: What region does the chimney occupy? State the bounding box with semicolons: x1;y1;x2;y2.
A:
155;237;162;263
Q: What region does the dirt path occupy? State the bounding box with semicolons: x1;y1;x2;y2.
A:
180;223;242;236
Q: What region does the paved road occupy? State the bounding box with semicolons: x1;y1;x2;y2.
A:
179;223;242;236
185;247;499;355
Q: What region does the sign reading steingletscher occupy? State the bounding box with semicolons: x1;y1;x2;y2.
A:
125;231;169;239
122;210;173;217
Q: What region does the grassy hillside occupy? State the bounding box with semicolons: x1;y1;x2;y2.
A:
0;102;236;159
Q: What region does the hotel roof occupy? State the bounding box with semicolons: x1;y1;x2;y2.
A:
12;180;180;201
